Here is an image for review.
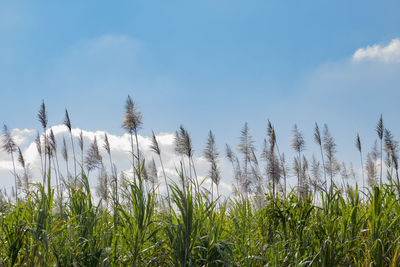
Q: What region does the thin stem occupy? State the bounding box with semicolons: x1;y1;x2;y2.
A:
360;151;365;196
298;151;302;197
10;152;18;202
65;157;70;182
190;156;200;195
43;131;47;187
211;174;214;202
39;151;44;178
130;132;135;175
134;131;140;172
159;154;170;202
69;132;77;180
380;139;383;187
51;156;60;200
54;153;62;200
274;141;286;197
319;145;328;192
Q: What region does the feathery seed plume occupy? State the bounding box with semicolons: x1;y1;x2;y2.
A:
85;136;102;172
79;130;84;152
64;109;72;132
49;129;57;152
2;125;17;154
356;133;362;153
150;130;161;156
291;124;305;153
103;133;111;155
62;136;68;162
17;147;25;169
314;123;322;146
122;95;143;133
376;114;383;140
37;100;48;130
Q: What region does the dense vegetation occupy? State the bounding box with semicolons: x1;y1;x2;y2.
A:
1;97;400;266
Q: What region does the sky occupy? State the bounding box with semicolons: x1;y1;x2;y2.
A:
1;1;400;196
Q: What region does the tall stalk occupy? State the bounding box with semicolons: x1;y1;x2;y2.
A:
150;131;170;202
79;130;84;175
134;131;141;172
376;115;383;187
323;124;337;195
10;149;18;201
130;133;135;174
204;130;220;202
176;126;200;195
103;133;117;200
384;129;400;193
64;109;77;179
37;100;48;187
62;136;70;180
314;123;328;193
291;124;305;197
267;120;288;196
356;133;365;192
122;95;143;179
35;133;44;178
238;122;254;196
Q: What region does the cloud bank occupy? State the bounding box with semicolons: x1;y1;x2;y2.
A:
0;125;233;197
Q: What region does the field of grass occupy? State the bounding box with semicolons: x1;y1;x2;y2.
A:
1;98;400;266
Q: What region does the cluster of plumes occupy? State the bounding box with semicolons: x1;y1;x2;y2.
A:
226;121;288;197
0;100;106;206
225;123;263;196
2;96;220;207
24;96;162;208
173;125;204;197
160;126;223;201
224;117;393;200
2;124;37;200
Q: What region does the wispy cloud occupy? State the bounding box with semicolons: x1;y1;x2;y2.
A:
352;39;400;63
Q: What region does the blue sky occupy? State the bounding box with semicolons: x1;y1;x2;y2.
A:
1;0;400;166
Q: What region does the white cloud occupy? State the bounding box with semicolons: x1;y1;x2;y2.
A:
0;125;233;197
352;38;400;63
11;128;35;146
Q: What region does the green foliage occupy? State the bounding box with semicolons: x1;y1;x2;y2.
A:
2;169;400;266
118;169;157;266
